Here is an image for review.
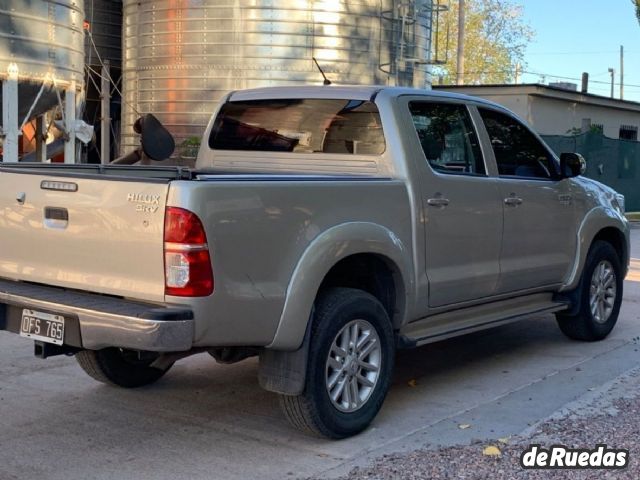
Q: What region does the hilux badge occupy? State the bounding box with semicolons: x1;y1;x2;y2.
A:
127;193;160;213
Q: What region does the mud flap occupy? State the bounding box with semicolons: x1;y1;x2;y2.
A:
258;314;313;396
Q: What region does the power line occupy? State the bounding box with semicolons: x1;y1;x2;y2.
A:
522;71;640;89
526;50;639;56
588;85;640;93
446;69;640;89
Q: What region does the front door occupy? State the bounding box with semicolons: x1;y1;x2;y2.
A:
477;107;576;293
405;100;504;308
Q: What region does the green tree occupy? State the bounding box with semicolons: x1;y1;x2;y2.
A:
634;0;640;24
432;0;534;84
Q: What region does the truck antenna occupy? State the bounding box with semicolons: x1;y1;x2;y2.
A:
312;57;332;85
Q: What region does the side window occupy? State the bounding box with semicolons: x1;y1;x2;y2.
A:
409;102;486;175
479;108;557;179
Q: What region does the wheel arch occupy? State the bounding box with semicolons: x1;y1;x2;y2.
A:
563;206;630;291
592;227;629;270
267;222;412;351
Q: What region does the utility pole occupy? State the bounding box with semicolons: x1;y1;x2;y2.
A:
514;63;521;84
608;68;615;99
620;45;624;100
456;0;465;85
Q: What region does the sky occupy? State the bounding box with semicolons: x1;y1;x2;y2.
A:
519;0;640;102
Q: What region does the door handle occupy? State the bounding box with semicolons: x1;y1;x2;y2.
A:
44;207;69;221
504;195;523;206
427;197;450;207
43;206;69;229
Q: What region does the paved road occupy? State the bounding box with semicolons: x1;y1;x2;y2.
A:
1;228;639;480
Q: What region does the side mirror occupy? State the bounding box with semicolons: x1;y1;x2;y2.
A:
560;152;586;178
138;114;175;161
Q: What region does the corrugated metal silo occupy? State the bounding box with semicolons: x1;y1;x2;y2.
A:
121;0;433;160
0;0;84;122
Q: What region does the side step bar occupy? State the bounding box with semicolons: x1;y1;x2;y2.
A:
398;293;569;349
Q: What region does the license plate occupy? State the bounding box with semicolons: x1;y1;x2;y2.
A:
19;309;65;345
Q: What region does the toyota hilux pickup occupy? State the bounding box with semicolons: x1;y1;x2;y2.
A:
0;86;630;438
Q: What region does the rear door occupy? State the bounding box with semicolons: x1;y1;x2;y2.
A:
403;98;503;308
476;107;576;293
0;170;169;302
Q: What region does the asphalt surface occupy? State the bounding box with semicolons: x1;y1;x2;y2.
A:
0;227;639;480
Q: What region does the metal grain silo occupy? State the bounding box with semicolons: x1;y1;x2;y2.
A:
0;0;84;120
0;0;85;162
121;0;433;160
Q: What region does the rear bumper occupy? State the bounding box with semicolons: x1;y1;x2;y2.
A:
0;278;194;352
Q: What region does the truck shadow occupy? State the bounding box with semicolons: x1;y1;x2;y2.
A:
81;314;581;438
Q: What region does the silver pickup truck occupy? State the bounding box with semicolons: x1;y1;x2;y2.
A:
0;86;630;438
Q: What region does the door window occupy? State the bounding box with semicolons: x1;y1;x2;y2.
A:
479;108;558;179
409;102;486;175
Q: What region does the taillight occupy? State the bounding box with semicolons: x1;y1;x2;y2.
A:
164;207;214;296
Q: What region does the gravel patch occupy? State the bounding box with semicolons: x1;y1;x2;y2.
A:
321;370;640;480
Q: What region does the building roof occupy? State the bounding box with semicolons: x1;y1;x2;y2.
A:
433;83;640;114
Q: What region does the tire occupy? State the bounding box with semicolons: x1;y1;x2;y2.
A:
76;348;173;388
556;240;623;341
279;287;395;439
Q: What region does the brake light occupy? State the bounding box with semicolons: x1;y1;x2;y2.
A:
164;207;214;296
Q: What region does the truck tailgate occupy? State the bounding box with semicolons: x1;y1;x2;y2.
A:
0;171;168;303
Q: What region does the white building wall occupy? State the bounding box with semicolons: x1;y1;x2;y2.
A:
528;96;640;138
437;86;640;140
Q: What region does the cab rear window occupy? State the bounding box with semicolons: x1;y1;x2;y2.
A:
209;99;386;155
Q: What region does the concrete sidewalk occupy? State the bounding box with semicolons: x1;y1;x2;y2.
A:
328;368;640;480
0;228;639;480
